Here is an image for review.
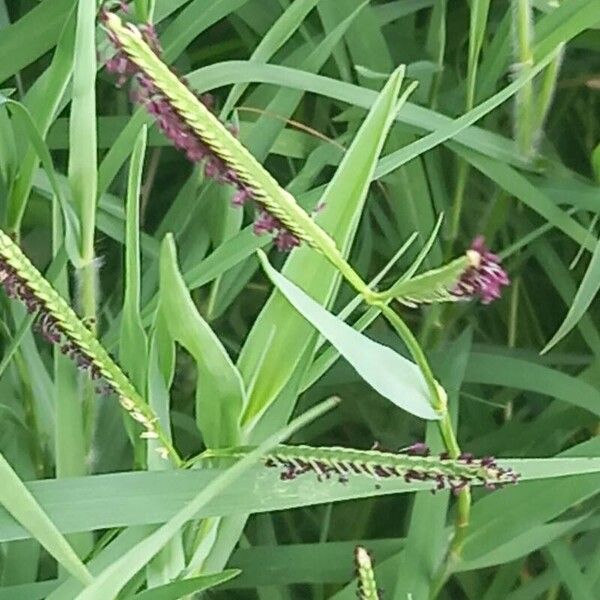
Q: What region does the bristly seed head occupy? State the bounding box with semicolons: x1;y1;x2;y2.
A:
453;236;510;304
100;7;313;252
260;444;519;494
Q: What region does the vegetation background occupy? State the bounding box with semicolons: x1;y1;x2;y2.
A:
0;0;599;599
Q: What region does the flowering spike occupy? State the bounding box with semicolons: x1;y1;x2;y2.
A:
100;9;327;252
198;444;519;493
0;230;178;462
355;547;380;600
379;235;509;306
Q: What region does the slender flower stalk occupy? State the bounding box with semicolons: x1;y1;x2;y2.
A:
0;230;179;464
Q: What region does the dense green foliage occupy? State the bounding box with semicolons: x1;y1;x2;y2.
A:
0;1;598;599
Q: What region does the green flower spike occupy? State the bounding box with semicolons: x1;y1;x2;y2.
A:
355;546;380;600
102;12;374;299
198;443;519;492
0;230;179;464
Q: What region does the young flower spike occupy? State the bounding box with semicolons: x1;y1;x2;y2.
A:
453;236;510;304
355;547;380;600
100;9;306;251
0;230;178;463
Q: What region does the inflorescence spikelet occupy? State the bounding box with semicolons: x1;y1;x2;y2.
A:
0;230;177;461
355;547;380;600
200;443;519;495
100;8;329;252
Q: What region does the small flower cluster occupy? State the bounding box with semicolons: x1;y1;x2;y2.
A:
454;236;510;304
263;443;519;495
100;8;302;251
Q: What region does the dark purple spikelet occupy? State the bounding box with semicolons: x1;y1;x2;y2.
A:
453;236;510;304
100;8;306;251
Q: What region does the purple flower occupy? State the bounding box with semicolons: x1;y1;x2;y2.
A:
453;236;510;304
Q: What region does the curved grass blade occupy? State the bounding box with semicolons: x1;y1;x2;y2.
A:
0;452;92;585
0;96;81;264
542;237;600;353
73;397;339;599
159;234;245;447
238;65;410;425
128;570;240;599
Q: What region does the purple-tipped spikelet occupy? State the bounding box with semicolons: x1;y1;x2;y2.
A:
100;7;303;251
453;236;510;304
258;444;519;494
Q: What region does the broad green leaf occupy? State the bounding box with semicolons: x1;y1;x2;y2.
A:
159;234;245;447
257;250;441;420
465;352;600;417
238;65;410;425
1;454;599;544
72;398;338;599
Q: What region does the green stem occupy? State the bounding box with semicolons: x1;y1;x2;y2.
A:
512;0;535;157
447;162;470;251
378;303;471;597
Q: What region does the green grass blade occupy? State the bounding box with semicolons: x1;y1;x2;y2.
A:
542;237;600;353
0;452;92;585
120;126;149;389
129;570;241;599
68;0;98;326
546;540;596;600
257;250;435;419
221;0;321;117
465;352;600;416
238;65;409;425
73;397;339;599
